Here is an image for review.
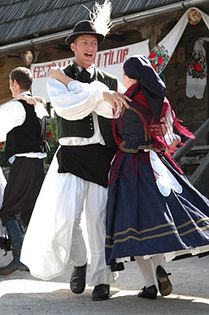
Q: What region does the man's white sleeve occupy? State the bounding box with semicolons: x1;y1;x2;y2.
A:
0;101;25;141
47;78;106;120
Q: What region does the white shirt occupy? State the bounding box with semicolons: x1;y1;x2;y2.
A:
0;91;49;163
47;68;117;146
47;74;180;150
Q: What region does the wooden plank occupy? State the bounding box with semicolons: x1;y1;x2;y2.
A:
190;151;209;186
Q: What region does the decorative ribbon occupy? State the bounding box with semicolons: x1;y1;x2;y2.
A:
148;7;209;78
186;38;208;99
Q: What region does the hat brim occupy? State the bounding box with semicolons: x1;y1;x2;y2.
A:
65;32;104;46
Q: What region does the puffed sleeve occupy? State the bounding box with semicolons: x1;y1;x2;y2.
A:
47;78;111;120
0;101;25;141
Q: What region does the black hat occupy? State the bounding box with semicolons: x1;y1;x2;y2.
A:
66;20;104;46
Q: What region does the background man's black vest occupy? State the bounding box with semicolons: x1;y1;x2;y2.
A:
5;100;42;161
57;62;118;147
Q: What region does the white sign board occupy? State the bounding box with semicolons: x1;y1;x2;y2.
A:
31;40;149;101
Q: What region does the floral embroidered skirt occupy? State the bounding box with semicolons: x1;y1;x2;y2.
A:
105;150;209;265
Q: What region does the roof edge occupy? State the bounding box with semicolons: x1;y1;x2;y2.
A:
0;0;208;53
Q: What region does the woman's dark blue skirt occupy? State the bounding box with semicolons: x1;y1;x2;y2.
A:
105;151;209;265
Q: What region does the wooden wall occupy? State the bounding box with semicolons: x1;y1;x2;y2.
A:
0;12;208;144
0;55;27;103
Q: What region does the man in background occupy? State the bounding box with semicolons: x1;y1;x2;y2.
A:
0;67;48;275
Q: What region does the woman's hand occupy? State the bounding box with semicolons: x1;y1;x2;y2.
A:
150;117;167;137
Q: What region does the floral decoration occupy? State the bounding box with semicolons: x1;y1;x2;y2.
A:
45;118;58;163
46;118;57;149
148;45;170;74
187;50;207;79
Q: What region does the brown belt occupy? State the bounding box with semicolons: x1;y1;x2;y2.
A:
119;141;153;153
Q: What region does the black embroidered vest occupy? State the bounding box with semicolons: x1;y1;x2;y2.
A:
57;62;118;147
5;100;42;161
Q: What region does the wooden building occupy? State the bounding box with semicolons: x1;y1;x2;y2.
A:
0;0;209;185
0;0;208;128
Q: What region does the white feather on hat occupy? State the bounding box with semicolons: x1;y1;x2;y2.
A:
86;0;112;36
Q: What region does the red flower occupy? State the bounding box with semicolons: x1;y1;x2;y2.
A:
47;131;52;139
194;63;202;72
158;56;164;65
149;51;156;59
151;63;157;71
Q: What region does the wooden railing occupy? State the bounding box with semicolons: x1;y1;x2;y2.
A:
173;118;209;195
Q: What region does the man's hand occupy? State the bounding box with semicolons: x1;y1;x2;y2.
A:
48;68;73;86
103;91;131;113
15;95;47;106
48;68;61;79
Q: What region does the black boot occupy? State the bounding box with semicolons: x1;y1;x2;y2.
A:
70;263;87;294
137;285;158;299
92;284;110;301
0;217;28;275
